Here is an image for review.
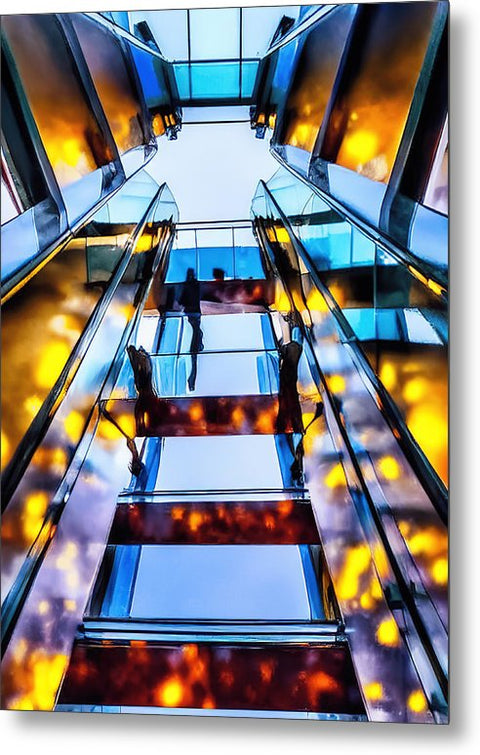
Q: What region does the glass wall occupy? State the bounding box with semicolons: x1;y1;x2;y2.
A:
319;3;437;183
71;14;149;156
2;14;115;190
258;167;447;487
278;4;355;154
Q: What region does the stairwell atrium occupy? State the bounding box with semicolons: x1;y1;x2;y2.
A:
1;4;448;723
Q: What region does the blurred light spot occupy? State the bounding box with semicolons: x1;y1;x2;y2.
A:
156;676;184;707
326;374;346;394
364;681;383;701
324;463;346;489
64;411;84;443
378;455;401;480
35;342;70;390
432;557;448;585
379;361;397;391
342;129;379;165
376;617;401;647
408;689;428;713
336;544;371;601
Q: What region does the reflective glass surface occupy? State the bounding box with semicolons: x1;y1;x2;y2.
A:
2;15;115;189
100;544;315;621
321;3;437;182
279;5;355;153
110;499;320;545
59;641;365;714
154;436;284;492
71;14;147;155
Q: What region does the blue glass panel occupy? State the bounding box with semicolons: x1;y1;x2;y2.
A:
130;44;168;109
351;227;376;265
173;64;190;99
241;60;259;98
165;248;196;283
234;247;265;279
190;62;240;100
111;12;130;31
198;247;234;280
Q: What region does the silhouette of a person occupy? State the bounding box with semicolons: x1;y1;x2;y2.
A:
276;334;305;484
178;268;204;390
127;344;157;434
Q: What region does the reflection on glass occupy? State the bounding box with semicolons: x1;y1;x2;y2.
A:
280;5;355;153
1;239;104;469
322;3;437;182
2;14;114;187
59;640;365;714
72;14;147;154
100;544;315;621
110;499;320;545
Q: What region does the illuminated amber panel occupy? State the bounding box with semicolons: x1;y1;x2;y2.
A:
281;5;355;153
1;241;103;469
109;500;320;545
2;15;114;187
58;641;365;714
104;396;279;437
72;15;146;154
365;343;448;485
326;3;437;182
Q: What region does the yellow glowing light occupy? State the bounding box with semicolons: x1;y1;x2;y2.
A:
306;289;329;312
63;599;77;612
379;362;397;392
432;557;448;585
117;413;136;439
23;395;43;417
189;403;203;422
402;377;430;403
35;342;70;390
360;591;375;611
152;114;165;137
336;544;371;601
25;491;49;519
7;652;69;710
427;279;445;297
407;528;446;558
22;491;49;541
274;227;291;244
408;689;428;714
188;511;203;532
134;234;153;253
1;431;11;467
157;677;184;707
326;374;346;394
407;405;447;476
37;601;50;616
378;456;401;481
376;617;401;647
364;681;383;701
62;138;83;168
342;129;379;166
64;410;85;443
324;463;346;489
408;265;428;287
275;291;291;311
231;407;246;428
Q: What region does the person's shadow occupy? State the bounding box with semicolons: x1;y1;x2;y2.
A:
178;268;204;391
